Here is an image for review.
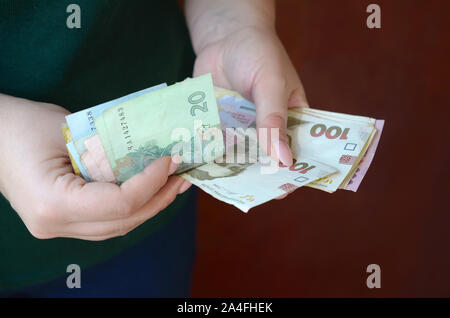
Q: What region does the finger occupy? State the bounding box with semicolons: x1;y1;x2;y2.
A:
252;65;293;167
284;59;309;109
53;233;114;242
275;193;289;200
178;180;192;195
61;176;186;239
288;84;309;109
193;45;232;88
120;156;179;210
64;156;178;223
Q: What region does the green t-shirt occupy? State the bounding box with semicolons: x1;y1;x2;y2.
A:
0;0;195;292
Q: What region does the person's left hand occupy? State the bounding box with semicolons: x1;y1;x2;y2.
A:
193;25;309;168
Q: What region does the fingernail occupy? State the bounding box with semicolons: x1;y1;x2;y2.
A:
178;180;192;194
278;141;293;167
275;193;289;200
169;157;179;175
300;101;310;108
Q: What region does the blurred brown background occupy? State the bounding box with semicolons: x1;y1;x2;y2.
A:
191;0;450;297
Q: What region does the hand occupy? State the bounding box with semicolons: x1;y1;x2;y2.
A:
0;95;191;241
193;25;309;167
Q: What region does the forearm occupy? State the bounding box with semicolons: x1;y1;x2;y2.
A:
184;0;275;53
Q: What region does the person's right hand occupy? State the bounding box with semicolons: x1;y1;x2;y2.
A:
0;94;191;241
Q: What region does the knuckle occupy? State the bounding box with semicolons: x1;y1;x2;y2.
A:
117;220;132;237
18;198;59;239
33;200;58;223
116;199;133;218
26;222;52;240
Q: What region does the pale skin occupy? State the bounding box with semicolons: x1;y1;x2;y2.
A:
0;0;307;240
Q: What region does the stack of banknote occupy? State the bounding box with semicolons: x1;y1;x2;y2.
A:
62;73;384;212
63;74;223;184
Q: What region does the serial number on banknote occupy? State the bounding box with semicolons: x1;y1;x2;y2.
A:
117;107;133;151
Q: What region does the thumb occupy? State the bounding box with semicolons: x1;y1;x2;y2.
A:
66;156;179;222
119;156;178;212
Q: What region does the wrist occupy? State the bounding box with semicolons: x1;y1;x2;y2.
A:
185;0;276;53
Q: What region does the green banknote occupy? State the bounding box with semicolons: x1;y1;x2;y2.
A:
95;74;223;183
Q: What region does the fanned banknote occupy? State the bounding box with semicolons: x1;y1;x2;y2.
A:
287;110;375;192
66;83;167;141
94;74;223;183
62;80;384;212
182;153;337;212
211;88;384;194
65;83;167;180
343;119;384;191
